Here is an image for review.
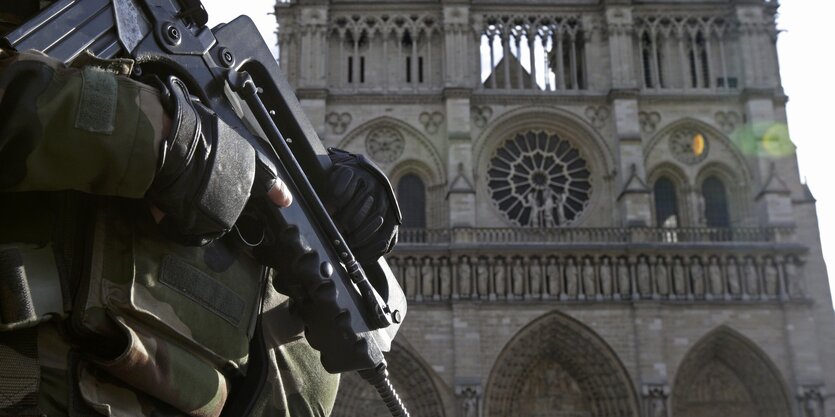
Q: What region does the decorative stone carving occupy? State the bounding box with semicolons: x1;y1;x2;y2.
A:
763;257;779;297
654;257;669;296
585;105;610;129
639;111;662;133
672;257;687;297
476;257;490;298
493;258;507;298
529;257;543;299
743;257;759;296
365;125;405;163
511;257;525;298
599;257;613;296
797;385;825;417
637;257;652;297
472;106;493;128
617;257;631;297
325;111;352;134
715;111;741;133
565;257;579;299
458;256;473;298
456;384;481;417
438;257;451;299
668;127;709;165
642;383;670;417
487;130;591;227
708;257;723;298
404;258;418;299
546;257;560;297
727;257;742;297
419;111;444;134
582;257;597;299
421;257;434;299
785;256;805;297
690;258;705;298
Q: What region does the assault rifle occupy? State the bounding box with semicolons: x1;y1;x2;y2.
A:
2;0;410;416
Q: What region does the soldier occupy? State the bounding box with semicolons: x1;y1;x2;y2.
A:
0;2;399;416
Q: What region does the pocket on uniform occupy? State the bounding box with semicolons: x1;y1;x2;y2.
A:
83;317;228;417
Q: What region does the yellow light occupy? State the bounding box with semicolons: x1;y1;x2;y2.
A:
692;133;705;156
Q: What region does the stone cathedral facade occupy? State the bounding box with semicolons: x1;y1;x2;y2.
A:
274;0;834;416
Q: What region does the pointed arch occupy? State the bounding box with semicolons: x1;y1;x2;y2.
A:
671;326;791;417
331;342;447;417
647;163;690;227
484;310;639;417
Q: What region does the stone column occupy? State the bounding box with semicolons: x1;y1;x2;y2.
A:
295;5;329;137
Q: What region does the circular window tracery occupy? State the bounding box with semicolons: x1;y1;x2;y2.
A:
487;130;592;227
365;126;405;163
669;127;710;165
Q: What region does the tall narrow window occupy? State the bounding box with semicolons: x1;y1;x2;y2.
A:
405;56;412;83
418;56;424;83
703;176;730;227
654;177;679;227
397;174;426;228
347;56;353;83
642;32;654;88
360;56;365;83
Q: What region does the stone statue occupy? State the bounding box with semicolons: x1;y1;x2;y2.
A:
526;192;545;228
654;257;669;296
542;189;557;228
420;258;435;299
462;394;478;417
743;257;759;296
763;258;779;296
546;257;560;297
582;257;596;298
554;192;567;225
458;256;473;298
708;257;723;297
617;257;630;296
405;258;418;300
690;258;705;297
637;257;651;297
529;257;543;298
650;396;666;417
438;257;451;299
803;393;821;417
599;257;613;296
565;258;579;298
726;258;741;296
785;258;804;297
477;257;490;298
511;257;525;298
672;257;686;296
493;258;507;298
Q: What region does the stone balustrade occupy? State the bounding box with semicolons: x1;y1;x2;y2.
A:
388;227;806;303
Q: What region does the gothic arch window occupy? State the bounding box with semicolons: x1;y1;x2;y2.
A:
672;327;791;417
687;30;710;88
398;174;427;228
702;176;730;227
654;177;679;227
487;130;592;227
641;32;664;89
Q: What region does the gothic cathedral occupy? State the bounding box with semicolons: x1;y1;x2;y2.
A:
275;0;833;416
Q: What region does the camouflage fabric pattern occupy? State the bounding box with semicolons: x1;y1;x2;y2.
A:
0;50;164;197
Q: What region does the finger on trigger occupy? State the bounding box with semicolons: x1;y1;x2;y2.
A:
268;179;293;207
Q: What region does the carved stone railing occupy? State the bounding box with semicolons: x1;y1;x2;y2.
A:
389;227;807;303
398;226;795;246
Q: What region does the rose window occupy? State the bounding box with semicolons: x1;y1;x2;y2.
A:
487;131;592;227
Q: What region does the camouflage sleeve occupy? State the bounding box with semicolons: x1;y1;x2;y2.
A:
0;49;166;198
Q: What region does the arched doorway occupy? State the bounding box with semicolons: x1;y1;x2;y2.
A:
671;326;791;417
485;310;639;417
331;343;446;417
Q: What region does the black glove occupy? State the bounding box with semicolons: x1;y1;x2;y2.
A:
146;76;256;246
326;148;402;263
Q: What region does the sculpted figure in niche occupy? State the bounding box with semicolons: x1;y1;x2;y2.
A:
672;257;687;296
421;258;435;299
743;257;759;296
617;257;631;296
529;257;543;298
582;257;596;298
599;257;613;296
785;257;804;297
493;258;507;298
763;258;779;296
637;257;651;297
511;258;525;298
654;257;669;296
476;257;490;298
708;257;723;297
546;257;560;297
438;257;451;299
405;258;418;300
650;396;667;417
458;256;472;298
565;257;579;298
726;257;741;296
690;258;705;297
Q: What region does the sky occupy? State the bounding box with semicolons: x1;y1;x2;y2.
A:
200;0;835;308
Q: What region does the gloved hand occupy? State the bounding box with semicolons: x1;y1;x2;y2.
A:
326;148;402;263
147;76;286;246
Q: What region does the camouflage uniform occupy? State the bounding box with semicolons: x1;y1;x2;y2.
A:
0;50;339;416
